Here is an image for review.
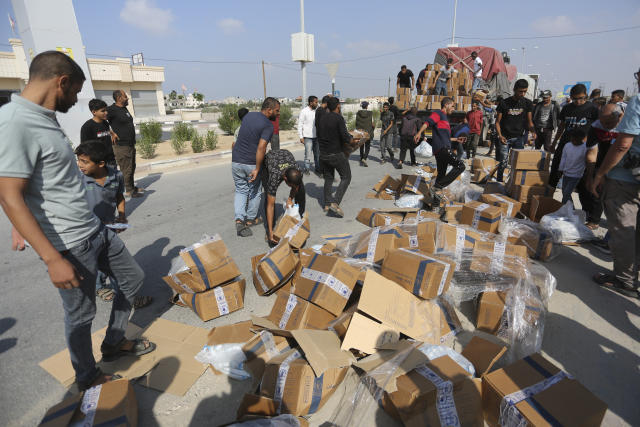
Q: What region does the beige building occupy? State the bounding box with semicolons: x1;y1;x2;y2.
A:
0;38;166;117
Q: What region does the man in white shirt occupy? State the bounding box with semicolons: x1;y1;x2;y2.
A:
471;51;484;92
298;95;319;174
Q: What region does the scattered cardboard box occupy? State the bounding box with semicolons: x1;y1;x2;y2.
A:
437;223;489;253
483;182;506;195
371;174;400;199
292;254;359;316
529;195;562;223
471;157;498;173
505;226;555;261
273;213;310;249
352;227;410;264
437;297;462;342
509;170;550;186
356;208;404;228
381;248;455;299
444;202;464;223
255;242;299;294
208;320;255;346
460;201;503;233
39;379;137;427
460;336;506;377
404;220;438;254
476;291;507;334
480;194;522;218
340;312;400;354
177;278;245;322
482;353;607;427
267;292;336;330
399;174;430;196
470;241;529;278
509;149;551;171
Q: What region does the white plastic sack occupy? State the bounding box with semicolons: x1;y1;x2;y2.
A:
284;203;301;221
540;202;595;243
415;141;433;157
195;343;250;380
395;194;424;208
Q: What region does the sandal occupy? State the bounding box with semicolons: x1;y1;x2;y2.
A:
101;338;157;362
134;295;152;309
97;288;115;302
593;273;639;298
236;221;252;237
245;217;264;227
77;368;123;391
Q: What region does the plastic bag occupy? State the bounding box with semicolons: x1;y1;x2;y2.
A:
540;202;595;243
395;194;424;208
499;217;559;262
195;343;250;380
228;415;304;427
415;140;433;157
464;189;483;203
284;203;301;221
416;344;475;376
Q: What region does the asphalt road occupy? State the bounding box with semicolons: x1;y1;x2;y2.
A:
0;142;638;426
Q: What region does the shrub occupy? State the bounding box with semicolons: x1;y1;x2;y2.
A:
139;120;162;143
172;122;196;142
137;136;157;159
171;138;186;155
191;133;204;153
205;130;218;150
372;109;381;125
218;104;241;135
279;104;295;130
346;111;356;131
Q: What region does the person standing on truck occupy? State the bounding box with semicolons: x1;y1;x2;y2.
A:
397;65;414;92
414;97;466;196
434;58;455;96
471;51;484;92
417;64;428;95
495;79;537;182
356;101;375;167
532;90;560;152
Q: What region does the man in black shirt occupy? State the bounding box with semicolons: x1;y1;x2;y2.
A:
318;97;357;217
108;90;142;197
388;96;404;150
80;99;116;168
396;65;414;90
314;95;331;175
549;83;600;187
495;79;536;182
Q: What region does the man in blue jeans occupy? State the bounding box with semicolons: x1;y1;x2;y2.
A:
231;97;280;237
0;51;154;391
495;79;537;182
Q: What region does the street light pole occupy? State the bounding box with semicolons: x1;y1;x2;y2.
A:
449;0;458;47
300;0;306;104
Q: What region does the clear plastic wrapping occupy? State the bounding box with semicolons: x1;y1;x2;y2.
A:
539;202;595;243
168;233;223;276
229;415;305;427
499;217;559;261
394;194;424;208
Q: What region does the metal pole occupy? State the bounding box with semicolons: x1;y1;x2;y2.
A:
261;60;267;99
451;0;458;45
388;77;391;98
300;0;306;105
522;47;525;74
332;78;335;96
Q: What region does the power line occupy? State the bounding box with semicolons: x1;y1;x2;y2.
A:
457;24;640;41
314;38;451;65
87;53;258;65
268;62;386;81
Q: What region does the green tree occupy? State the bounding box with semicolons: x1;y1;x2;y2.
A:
177;94;184;99
345;97;358;104
169;90;177;100
193;92;204;102
218;104;241;135
279;104;295;130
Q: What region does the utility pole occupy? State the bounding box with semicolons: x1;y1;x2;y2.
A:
300;0;306;105
388;77;391;98
448;0;459;47
261;60;267;99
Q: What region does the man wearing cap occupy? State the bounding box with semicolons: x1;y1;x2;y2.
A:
532;90;560;151
355;101;375;167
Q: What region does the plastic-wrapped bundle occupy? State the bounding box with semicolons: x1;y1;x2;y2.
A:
499;217;559;261
394;193;424;208
168;234;223;276
539;202;595;243
328;225;410;265
441;170;472;203
464;189;483;203
229;415;306;427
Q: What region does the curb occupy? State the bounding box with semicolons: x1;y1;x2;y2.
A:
135;140;302;174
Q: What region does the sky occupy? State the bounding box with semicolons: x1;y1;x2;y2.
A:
1;0;639;101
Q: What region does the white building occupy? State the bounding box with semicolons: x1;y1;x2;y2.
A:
0;38;166;117
223;96;247;105
184;93;203;108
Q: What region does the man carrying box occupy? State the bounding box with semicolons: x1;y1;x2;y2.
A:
397;65;414;92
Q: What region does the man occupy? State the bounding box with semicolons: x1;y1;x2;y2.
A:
0;51;154;391
397;65;414;91
532;90;560;151
318;97;356;217
108;90;142;198
416;64;428;95
610;89;627;111
471;51;484;92
397;107;422;169
262;149;305;246
414;97;466;194
231;97;279;237
314;95;331;173
549;84;599;187
388;96;404;150
298;95;318;174
464;101;483;158
356;101;375;167
379;102;396;164
589;68;640;299
495;79;537;182
270;115;280;150
434;58;455;96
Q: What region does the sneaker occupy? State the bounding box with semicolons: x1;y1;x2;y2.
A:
329;203;344;218
304;169;311;176
380;158;387;165
360;160;368;167
395;162;403;170
591;239;611;255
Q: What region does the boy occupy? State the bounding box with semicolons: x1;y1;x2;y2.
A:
75;141;151;308
379;102;396;164
558;128;592;205
397;107;422;169
610;89;627;111
414;97;466;193
464;101;483;158
80;99;116;168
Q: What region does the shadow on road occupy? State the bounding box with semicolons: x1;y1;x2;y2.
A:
127;173;163;216
0;317;17;355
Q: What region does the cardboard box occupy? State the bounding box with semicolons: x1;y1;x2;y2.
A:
273;213;310;249
476;291;507;334
460;201;503;233
470;241;529;278
400;174;430;196
396;99;410;110
437;223;489;253
371;174;400;199
471;157;498;173
357;270;441;344
163;237;241;293
505;225;555;261
341;312;400;354
266;292;336;330
444;202;464;223
460;336;506;377
242;330;292;363
404;220;437;254
293;254;359;316
397;87;411;96
483;182;506;195
352;227;410;264
356;208;404;228
236;395;311;426
383;356;483;427
208;320;255;346
509;170;550;186
177;278;245;322
509;184;554;203
255;242;299;294
482;353;607;427
509;149;551;171
437;297;462;342
480;194;522;218
40;379;137;427
529;195;562;223
381;248;455;299
403;210;440;222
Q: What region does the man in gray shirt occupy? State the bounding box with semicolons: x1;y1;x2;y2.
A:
0;51;155;391
434;58;455;96
533;90;560;151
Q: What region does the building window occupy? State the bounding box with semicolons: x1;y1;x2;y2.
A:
131;90;159;117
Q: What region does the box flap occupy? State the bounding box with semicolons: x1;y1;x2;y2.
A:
291;329;356;376
341;312;400;354
207;320;255;345
461;336;506;377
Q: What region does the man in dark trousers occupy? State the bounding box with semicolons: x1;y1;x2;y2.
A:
314;95;331;175
318;97;358;218
108;90;142;197
355;101;375;167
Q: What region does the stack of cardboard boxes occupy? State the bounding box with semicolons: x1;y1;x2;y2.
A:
396;87;411;110
506;149;554;215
